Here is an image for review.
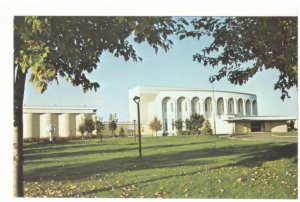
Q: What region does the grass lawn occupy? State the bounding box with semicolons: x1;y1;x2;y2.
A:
23;136;297;198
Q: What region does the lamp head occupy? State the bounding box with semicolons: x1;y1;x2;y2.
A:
133;96;140;104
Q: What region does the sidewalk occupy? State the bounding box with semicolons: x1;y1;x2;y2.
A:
219;133;298;143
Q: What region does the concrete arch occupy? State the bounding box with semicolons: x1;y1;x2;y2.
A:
204;97;213;118
191;97;200;114
245;99;251;116
238;98;244;116
252;100;258;115
217;97;224;115
177;96;185;120
228;98;235;115
162;97;172;133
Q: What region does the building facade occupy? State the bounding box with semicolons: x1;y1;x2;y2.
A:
129;86;295;136
23;106;97;139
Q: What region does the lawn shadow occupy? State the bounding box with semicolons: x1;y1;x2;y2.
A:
226;143;298;168
24;141;211;161
24;141;297;182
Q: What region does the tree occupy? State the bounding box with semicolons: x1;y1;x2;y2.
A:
78;114;95;140
78;123;85;140
174;119;183;135
185;113;205;135
149;116;162;137
202;119;213;136
180;17;297;100
14;16;186;196
95;117;105;142
83;115;95;141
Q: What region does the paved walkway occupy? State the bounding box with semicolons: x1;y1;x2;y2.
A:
219;133;298;143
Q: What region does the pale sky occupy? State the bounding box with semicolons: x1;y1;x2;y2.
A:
23;33;298;121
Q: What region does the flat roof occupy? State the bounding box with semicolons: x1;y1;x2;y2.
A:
224;116;296;122
131;86;256;96
23;105;98;114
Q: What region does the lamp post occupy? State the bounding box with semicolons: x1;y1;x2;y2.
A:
133;96;142;159
133;119;136;143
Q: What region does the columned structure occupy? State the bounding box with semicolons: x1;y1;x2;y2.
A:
23;106;97;139
129;86;295;135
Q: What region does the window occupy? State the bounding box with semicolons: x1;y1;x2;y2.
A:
185;103;187;111
205;103;208;112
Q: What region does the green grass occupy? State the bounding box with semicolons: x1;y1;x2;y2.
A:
23;136;298;198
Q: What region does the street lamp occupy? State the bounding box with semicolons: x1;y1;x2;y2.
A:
133;96;142;159
133;119;136;143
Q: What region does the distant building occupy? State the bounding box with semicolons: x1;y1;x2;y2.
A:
128;86;296;136
23;106;97;139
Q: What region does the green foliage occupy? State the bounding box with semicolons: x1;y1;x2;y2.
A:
174;119;183;135
180;17;297;100
78;114;95;140
78;123;85;140
185;113;205;135
149;116;162;136
95;118;105;135
202;119;213;136
14;16;186;93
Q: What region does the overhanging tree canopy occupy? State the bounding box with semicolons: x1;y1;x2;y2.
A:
180;17;297;100
13;16;187;197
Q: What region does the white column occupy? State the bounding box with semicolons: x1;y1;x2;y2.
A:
243;100;246;116
234;99;239;116
23;113;33;139
40;113;51;138
224;99;228;115
76;113;84;137
59;113;70;138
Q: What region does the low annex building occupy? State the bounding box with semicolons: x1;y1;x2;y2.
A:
23;106;97;139
129;86;296;136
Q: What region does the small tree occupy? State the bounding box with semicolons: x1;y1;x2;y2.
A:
202;119;213;136
190;113;205;135
149;116;162;137
108;114;118;138
78;123;85;140
119;127;126;137
174;119;183;135
83;115;95;141
95;117;105;142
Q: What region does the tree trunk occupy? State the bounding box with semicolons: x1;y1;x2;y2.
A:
13;68;26;197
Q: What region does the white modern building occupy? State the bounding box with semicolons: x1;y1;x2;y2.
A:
23;106;97;139
129;86;296;136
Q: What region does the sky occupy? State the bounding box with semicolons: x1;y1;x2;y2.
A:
23;32;298;121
